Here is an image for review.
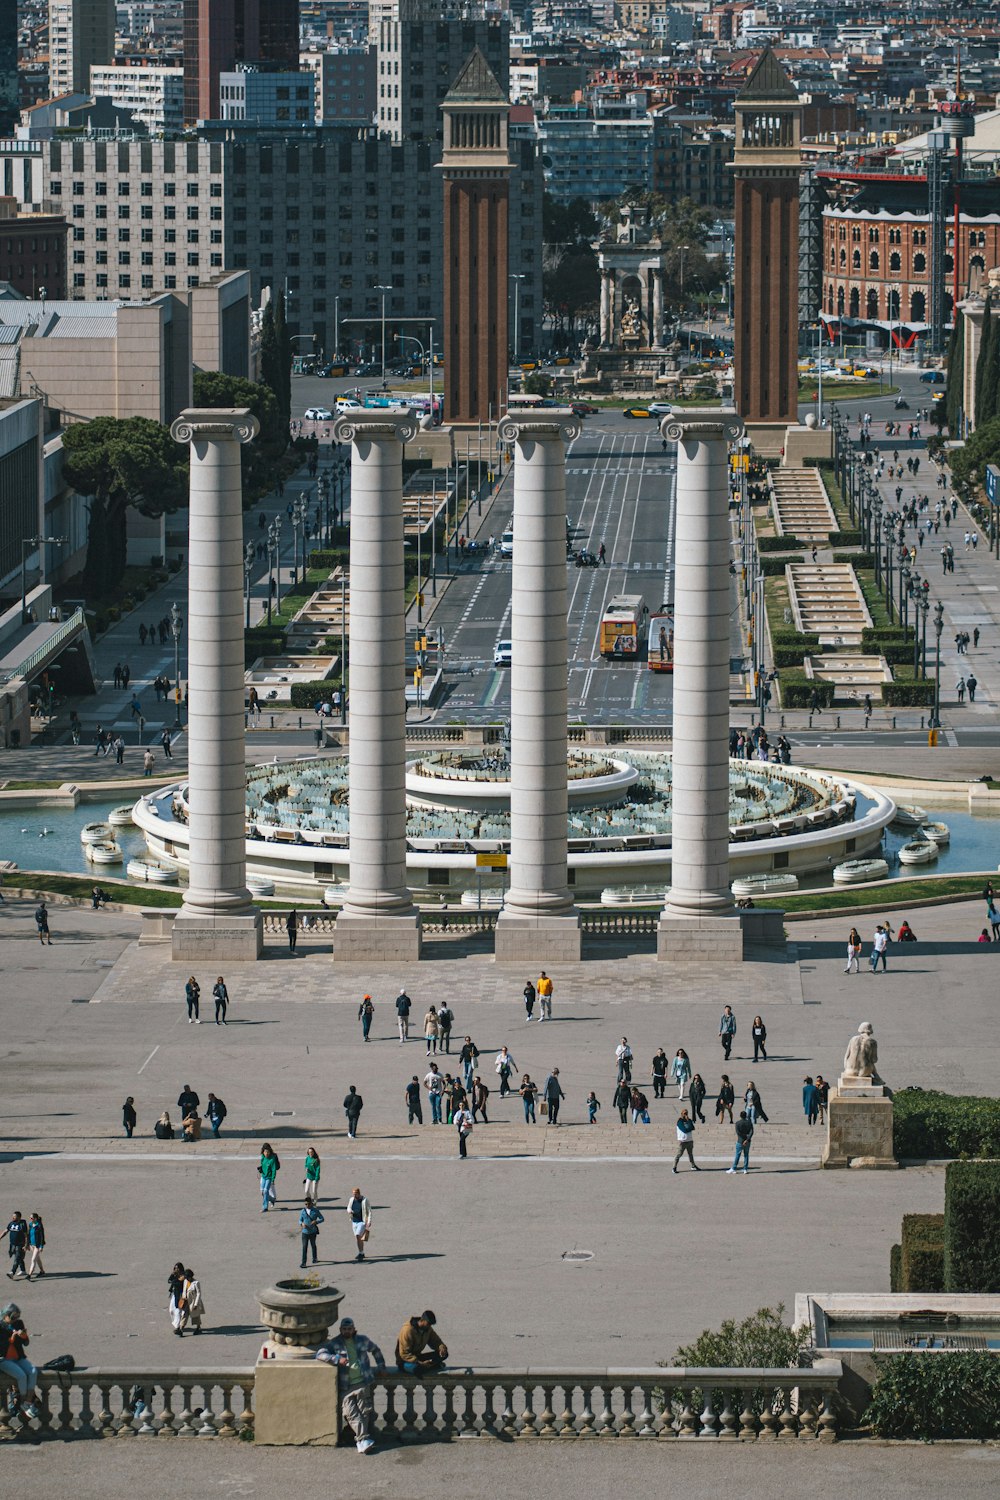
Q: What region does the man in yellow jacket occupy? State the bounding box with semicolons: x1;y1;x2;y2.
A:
395;1310;448;1374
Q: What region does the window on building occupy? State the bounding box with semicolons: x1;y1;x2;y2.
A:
96;273;108;287
869;250;878;270
913;252;926;273
142;275;153;288
889;252;901;272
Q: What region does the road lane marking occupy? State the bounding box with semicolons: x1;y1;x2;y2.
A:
137;1045;159;1075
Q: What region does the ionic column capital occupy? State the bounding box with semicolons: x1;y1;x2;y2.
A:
171;408;259;445
333;410;418;445
660;407;744;445
499;408;581;446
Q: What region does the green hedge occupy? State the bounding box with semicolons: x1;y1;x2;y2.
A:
771;629;820;651
759;554;803;576
308;547;350;570
944;1160;1000;1293
772;647;812;668
288;681;341;709
877;644;919;666
862;627;913;648
779;680;835;709
893;1089;1000;1160
833;551;875;567
864;1353;1000;1439
881;681;936;707
245;627;286;667
889;1242;902;1293
900;1213;945;1292
758;533;803;552
828;529;863;546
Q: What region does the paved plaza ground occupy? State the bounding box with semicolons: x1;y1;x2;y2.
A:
5;1432;1000;1499
0;892;993;1379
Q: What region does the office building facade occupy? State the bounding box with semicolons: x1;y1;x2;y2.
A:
49;0;116;97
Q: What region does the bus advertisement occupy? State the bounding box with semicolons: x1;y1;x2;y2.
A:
648;610;674;672
599;595;646;658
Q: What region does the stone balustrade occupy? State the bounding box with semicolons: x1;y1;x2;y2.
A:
1;1364;843;1443
0;1368;256;1441
580;912;659;936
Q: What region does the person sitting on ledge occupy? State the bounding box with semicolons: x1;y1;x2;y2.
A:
978;928;992;944
154;1111;174;1140
896;920;917;942
395;1310;448;1375
182;1110;202;1142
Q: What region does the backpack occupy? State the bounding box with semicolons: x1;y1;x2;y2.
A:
43;1354;76;1372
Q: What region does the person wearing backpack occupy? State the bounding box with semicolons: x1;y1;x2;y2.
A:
34;903;52;946
395;989;412;1043
259;1143;280;1212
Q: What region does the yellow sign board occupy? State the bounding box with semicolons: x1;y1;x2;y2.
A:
475;852;508;869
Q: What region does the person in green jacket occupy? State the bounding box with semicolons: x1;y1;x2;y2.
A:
259;1143;280;1212
304;1147;321;1205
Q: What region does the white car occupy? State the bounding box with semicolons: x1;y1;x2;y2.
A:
335;397;362;411
498;530;514;555
493;639;512;666
304;406;333;421
649;401;673;415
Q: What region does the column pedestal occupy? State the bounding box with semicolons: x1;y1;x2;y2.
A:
331;410;421;964
169;408;262;963
493;408;581;965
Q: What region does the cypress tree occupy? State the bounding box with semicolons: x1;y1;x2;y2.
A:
273;290;292;424
260;298;281;409
974;293;994;426
981;306;1000;427
945;315;964;435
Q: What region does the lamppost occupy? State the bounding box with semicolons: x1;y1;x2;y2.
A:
266;517;281;625
901;563;911;634
896;540;906;625
290;495;307;587
317;472;329;545
20;535;67;621
169;601;183;728
931;600;944;726
375;284;393;383
243;539;255;629
872;492;883;587
333;294;340;361
510;273;525;363
884;522;895;623
917;590;929;679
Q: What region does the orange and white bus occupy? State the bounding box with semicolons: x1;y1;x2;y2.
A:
599;595;646;659
647;610;674;672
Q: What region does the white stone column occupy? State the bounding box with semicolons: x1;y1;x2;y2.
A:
658;408;746;963
651;269;664;349
494;409;581;963
170;408;262;961
599;270;611;346
331;410;421;962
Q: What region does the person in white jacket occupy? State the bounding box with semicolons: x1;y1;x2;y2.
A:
494;1046;518;1097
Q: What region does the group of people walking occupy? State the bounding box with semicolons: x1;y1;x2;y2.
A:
184;975;230;1024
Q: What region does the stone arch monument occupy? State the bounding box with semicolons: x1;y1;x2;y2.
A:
596;204;668;351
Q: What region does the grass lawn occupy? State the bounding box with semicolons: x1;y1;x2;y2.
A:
756;874;990;914
798;380;896;401
1;779;75;791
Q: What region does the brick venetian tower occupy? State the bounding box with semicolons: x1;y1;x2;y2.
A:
439;48;511;425
732;48;803;439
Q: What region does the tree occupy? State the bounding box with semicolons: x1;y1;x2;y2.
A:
950;413;1000;490
945;314;965;435
61;416;188;596
543;193;598;250
544;249;600;347
193;370;284;456
259;297;288;431
273;289;292;423
974;294;994;425
980;307;1000;427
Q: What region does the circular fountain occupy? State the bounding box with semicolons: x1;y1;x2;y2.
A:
131;750;895;900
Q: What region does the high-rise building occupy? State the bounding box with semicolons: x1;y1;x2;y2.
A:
440;49;510;424
0;3;17;135
49;0;116;97
183;0;301;125
377;14;509;143
732;47;803;432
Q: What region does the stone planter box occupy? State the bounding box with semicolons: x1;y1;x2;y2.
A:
258;1280;342;1360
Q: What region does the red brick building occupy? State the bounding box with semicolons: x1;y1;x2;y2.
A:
820;165;1000;331
0;200;68;300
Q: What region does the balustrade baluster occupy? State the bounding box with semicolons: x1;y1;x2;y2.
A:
400;1380;418;1438
37;1379;58;1436
577;1386;596;1438
380;1382;399;1439
538;1384;557;1438
677;1390;698;1438
718;1391;738;1439
635;1384;656;1438
499;1382;518;1439
517;1383;538;1438
176;1386;197;1437
216;1383;237;1438
95;1382;115;1438
76;1376;98;1436
237;1381;254;1438
595;1385;616;1437
817;1388;838;1442
558;1384;577;1438
158;1382;177;1437
439;1382;455;1437
116;1382;137;1438
136;1385;158;1437
758;1399;780;1440
0;1391;15;1442
198;1389;217;1436
699;1390;719;1438
479;1380;497;1438
618;1384;636;1438
778;1387;797;1440
796;1386;817;1440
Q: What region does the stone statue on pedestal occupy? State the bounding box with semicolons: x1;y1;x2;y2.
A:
620;297;641;344
841;1021;882;1086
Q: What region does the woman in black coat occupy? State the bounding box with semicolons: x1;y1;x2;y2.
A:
689;1073;707;1124
751;1015;767;1062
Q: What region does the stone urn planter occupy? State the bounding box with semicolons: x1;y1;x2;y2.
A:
258;1279;343;1361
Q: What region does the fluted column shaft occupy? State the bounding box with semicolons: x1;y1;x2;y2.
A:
171;408;258;916
662;409;744;915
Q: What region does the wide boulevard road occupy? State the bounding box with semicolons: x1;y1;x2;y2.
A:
429;418;677;724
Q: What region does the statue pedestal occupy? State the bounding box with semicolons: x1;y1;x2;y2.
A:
821;1080;897;1169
